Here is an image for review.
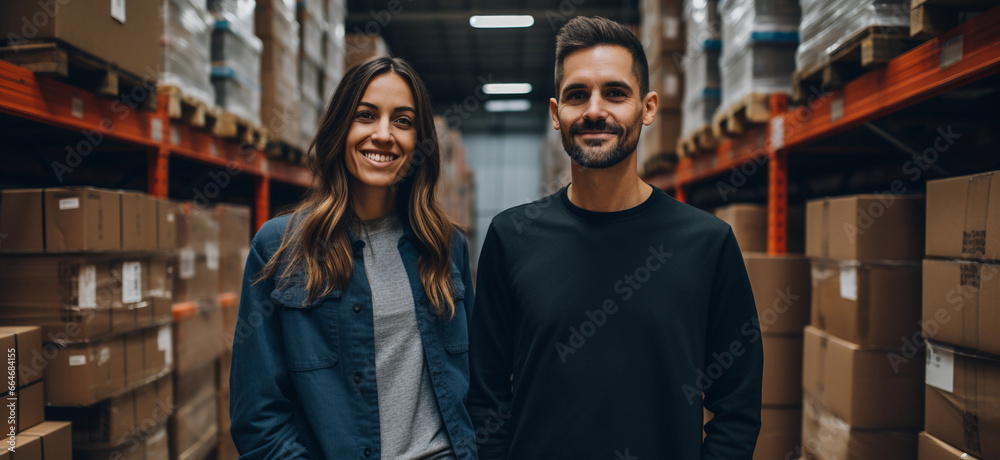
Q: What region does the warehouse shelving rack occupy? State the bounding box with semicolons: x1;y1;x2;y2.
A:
0;58;314;231
646;4;1000;256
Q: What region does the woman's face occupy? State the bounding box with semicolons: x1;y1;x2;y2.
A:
344;72;418;191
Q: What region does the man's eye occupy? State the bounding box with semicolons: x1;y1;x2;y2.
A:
566;92;586;100
607;89;626;98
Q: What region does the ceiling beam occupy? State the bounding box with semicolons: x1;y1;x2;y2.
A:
347;9;639;25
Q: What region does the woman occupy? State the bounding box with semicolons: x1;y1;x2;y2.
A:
230;57;477;460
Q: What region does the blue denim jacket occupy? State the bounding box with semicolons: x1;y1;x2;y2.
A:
230;214;478;460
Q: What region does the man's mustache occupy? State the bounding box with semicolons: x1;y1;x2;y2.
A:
568;119;625;136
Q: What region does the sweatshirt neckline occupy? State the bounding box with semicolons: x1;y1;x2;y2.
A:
559;184;664;223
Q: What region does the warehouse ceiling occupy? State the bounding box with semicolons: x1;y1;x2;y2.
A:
346;0;640;119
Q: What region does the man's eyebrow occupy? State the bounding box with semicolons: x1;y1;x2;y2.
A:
561;83;587;97
604;81;632;91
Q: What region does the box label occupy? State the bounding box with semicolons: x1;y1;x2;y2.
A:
79;265;97;309
941;35;963;69
166;212;174;223
158;326;173;366
59;197;80;210
926;343;955;393
770;117;784;150
68;355;86;366
111;0;126;23
663;17;679;39
961;263;980;288
151;119;163;142
179;248;196;279
665;74;678;97
839;265;858;301
71;96;84;119
206;242;220;271
122;261;142;304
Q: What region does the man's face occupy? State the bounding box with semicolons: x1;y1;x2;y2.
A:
550;45;657;169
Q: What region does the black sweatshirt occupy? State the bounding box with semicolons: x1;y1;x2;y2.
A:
468;186;763;460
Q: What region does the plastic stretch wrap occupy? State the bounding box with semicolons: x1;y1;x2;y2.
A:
300;9;329;64
208;0;256;38
212;19;262;124
684;0;721;47
161;0;216;106
259;0;302;147
795;0;909;72
718;0;800;109
681;89;721;139
300;94;322;146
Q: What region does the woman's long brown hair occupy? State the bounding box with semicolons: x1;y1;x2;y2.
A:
257;57;456;318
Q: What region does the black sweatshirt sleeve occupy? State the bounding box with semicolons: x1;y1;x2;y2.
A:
467;222;515;460
701;229;764;460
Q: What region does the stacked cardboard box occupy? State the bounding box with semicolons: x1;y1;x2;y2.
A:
714;203;805;253
919;171;1000;459
802;194;926;459
322;0;348;103
297;1;328;147
214;204;251;460
637;0;685;169
344;34;390;70
717;0;800;113
210;0;264;125
257;0;303;149
679;0;721;150
434;117;476;235
744;254;811;459
0;186;181;459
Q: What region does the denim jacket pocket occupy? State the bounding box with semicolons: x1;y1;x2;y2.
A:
443;270;469;354
271;275;341;371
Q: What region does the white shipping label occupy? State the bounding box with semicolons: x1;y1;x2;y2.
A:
151;119;163;142
166;212;174;223
663;17;679;39
839;265;858;301
665;74;678;96
111;0;126;23
831;97;844;122
59;197;80;210
98;347;111;366
78;265;97;309
926;343;955;393
121;261;142;304
158;325;173;366
170;125;181;145
206;242;220;271
941;35;963;69
68;355;87;366
770;117;785;150
179;248;196;279
240;247;250;266
71;96;84;119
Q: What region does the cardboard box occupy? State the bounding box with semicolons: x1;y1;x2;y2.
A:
217;389;234;459
926;171;1000;260
176;204;220;256
173;304;223;375
19;422;72;460
44;337;125;406
918;431;982;460
743;253;810;334
171;362;219;460
125;331;144;388
922;259;1000;356
9;435;43;460
109;257;147;335
2;381;44;436
0;0;163;78
0;326;43;387
0;189;44;253
145;424;169;460
762;335;803;406
218;349;232;394
157;199;179;251
805;195;925;261
924;342;1000;459
144;325;172;380
47;391;134;448
44;187;121;252
135;376;173;430
754;407;801;460
653;57;683;110
716;204;767;253
810;260;922;347
146;255;175;326
803;326;924;430
801;395;918;460
120;191;157;251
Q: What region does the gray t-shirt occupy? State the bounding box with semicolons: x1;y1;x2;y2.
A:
359;213;455;460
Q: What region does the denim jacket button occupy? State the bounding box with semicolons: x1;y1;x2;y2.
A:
363;447;372;457
352;303;362;313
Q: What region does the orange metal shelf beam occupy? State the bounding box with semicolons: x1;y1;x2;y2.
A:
781;4;1000;149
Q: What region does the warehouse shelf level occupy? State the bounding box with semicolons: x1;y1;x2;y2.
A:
646;4;1000;256
0;58;314;231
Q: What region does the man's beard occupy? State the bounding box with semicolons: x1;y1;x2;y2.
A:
561;116;641;169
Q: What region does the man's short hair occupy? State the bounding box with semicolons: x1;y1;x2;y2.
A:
554;16;650;101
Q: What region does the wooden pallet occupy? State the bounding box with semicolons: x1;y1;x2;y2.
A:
793;26;917;102
677;125;719;157
160;85;211;128
264;140;306;165
213;111;268;150
911;0;997;40
0;40;157;111
712;93;774;138
639;151;679;179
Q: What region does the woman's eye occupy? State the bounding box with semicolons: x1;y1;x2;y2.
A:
394;117;413;127
355;111;375;120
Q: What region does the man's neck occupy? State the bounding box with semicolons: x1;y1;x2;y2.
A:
567;156;653;212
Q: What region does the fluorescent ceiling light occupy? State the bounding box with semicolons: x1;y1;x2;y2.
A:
469;15;534;28
485;99;532;112
482;83;533;95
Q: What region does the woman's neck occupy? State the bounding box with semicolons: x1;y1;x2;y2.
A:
351;181;398;221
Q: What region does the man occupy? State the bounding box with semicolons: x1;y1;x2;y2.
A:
467;16;763;460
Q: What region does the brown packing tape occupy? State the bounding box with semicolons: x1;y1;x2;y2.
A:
962;175;991;258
